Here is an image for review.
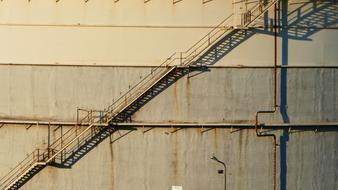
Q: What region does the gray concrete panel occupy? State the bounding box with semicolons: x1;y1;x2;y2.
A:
0;125;337;190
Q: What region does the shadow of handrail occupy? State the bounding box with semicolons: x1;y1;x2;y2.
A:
257;1;338;40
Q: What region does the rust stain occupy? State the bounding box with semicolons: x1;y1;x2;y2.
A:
185;78;191;119
213;128;218;150
238;129;244;183
173;82;179;114
109;141;115;189
171;132;179;182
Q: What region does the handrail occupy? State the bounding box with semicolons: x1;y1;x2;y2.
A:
102;14;235;122
0;150;38;189
103;1;278;122
183;13;234;54
45;124;96;163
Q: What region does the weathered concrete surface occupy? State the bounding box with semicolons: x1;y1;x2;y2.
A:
286;130;338;190
0;66;338;124
0;125;337;190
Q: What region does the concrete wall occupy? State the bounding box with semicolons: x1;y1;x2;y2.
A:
0;65;338;124
0;125;337;190
0;0;335;66
0;0;338;190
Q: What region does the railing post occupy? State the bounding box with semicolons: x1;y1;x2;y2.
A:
48;122;51;159
77;107;79;124
208;33;211;45
180;52;183;65
91;110;93;124
37;149;40;161
100;111;103;123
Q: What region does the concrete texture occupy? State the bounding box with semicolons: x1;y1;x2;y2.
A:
0;0;337;189
0;65;338;124
0;125;337;190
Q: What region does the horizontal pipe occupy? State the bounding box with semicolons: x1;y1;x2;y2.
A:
1;62;338;68
1;120;337;128
116;122;338;127
0;120;107;127
0;22;335;29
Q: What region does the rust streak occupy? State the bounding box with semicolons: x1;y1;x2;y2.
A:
173;82;179;114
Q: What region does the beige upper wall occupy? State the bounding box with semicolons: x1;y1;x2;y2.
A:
0;0;336;66
0;0;232;26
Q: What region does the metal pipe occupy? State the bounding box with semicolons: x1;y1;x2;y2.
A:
274;1;278;108
253;3;279;190
1;120;338;128
1;62;338;68
0;120;107;126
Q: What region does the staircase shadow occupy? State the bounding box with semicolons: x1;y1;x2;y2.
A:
47;29;252;169
111;67;191;123
193;29;256;66
49;2;338;190
51;126;137;168
257;0;337;40
286;1;337;40
110;29;256;123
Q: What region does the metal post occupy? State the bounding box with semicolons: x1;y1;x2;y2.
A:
48;122;51;158
208;33;210;45
37;149;40;161
211;156;227;190
77;107;79;124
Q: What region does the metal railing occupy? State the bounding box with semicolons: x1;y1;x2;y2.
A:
0;149;45;190
101;13;235;124
0;1;278;189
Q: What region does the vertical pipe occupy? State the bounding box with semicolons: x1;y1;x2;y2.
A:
254;2;278;190
274;2;278;108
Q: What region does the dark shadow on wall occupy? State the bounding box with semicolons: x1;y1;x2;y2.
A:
5;164;45;190
286;0;338;41
280;0;290;124
191;29;256;67
111;29;257;123
257;0;338;41
280;128;289;190
248;1;338;189
255;0;337;124
279;125;338;190
51;126;136;168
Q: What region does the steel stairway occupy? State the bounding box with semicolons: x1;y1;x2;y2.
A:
0;1;278;189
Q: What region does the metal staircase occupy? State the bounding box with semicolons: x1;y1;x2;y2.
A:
0;1;278;189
